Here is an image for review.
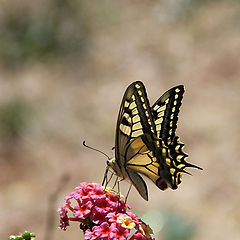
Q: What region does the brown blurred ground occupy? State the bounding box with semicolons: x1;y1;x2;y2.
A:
0;1;240;239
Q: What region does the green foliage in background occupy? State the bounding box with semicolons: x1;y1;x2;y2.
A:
0;0;90;67
142;210;196;240
8;231;35;240
3;0;234;67
0;0;239;68
0;99;32;142
162;212;196;240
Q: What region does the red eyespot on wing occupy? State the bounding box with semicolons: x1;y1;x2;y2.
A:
156;178;168;190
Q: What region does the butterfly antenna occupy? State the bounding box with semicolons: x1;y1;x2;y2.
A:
83;140;111;160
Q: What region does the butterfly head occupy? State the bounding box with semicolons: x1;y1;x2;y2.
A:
107;157;123;178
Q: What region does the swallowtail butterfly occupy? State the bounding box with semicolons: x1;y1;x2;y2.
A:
107;81;202;201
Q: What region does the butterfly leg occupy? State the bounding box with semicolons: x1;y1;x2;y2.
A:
117;178;121;196
116;178;125;212
103;167;115;190
125;184;132;203
111;175;118;190
102;166;109;186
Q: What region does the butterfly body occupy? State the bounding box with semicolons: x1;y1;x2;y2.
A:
109;81;202;201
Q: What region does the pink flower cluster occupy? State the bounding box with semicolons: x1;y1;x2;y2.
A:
58;182;155;240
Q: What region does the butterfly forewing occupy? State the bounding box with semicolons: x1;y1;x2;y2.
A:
151;85;202;189
152;85;184;145
115;81;158;200
115;81;156;167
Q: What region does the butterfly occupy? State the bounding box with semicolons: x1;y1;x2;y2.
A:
107;81;202;201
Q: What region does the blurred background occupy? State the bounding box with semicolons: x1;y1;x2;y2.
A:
0;0;240;239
